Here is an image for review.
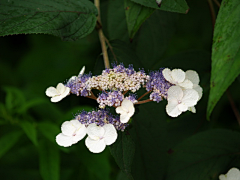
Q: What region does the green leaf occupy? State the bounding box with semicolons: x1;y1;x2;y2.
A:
124;0;155;39
110;132;135;180
130;103;168;180
39;140;60;180
20;120;38;146
0;0;97;41
18;98;47;113
130;0;189;14
166;129;240;180
101;0;129;42
207;0;240;119
2;86;26;111
133;10;179;70
0;131;22;158
38;121;59;143
108;40;144;69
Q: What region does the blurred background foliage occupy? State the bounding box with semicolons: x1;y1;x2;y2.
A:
0;0;240;180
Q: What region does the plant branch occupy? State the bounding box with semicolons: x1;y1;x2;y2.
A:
207;0;216;30
94;0;110;69
213;0;221;7
137;91;151;101
104;37;118;63
226;90;240;126
135;99;153;105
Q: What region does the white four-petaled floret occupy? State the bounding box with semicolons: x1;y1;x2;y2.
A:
45;83;70;102
115;99;135;123
56;120;87;147
85;123;118;153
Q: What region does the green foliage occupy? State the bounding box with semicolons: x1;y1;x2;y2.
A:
167;129;240;180
130;0;189;13
124;0;155;39
110;132;135;180
0;0;97;41
207;0;240;119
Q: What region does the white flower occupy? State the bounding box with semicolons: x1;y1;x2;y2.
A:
85;123;117;153
115;99;135;123
162;68;193;89
219;167;240;180
56;120;87;147
185;70;203;113
166;86;199;117
68;66;85;82
45;83;70;102
185;70;203;100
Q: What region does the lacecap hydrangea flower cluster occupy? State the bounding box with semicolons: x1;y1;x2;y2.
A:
45;63;203;153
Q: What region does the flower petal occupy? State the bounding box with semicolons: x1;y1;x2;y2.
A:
182;89;199;107
85;137;106;153
61;87;70;99
226;168;240;180
171;69;185;83
50;96;63;103
116;106;125;114
178;79;193;89
120;113;131;123
188;106;196;113
178;103;188;112
103;124;118;145
162;68;173;83
166;103;182;117
121;99;134;112
194;84;203;100
219;175;227;180
167;86;183;101
70;120;86;143
61;121;76;136
185;70;200;85
56;133;73;147
79;66;85;76
86;123;105;140
46;87;59;97
56;83;66;94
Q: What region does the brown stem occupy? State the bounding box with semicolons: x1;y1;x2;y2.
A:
226;90;240;126
135;99;153;105
207;0;216;30
123;90;129;95
94;0;110;69
90;90;97;99
212;0;221;7
137;91;151;101
105;37;118;63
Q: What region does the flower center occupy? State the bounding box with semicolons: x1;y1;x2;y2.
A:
178;100;182;104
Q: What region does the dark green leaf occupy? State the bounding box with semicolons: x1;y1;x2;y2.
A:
124;0;154;39
0;131;22;158
18;98;47;113
101;0;128;42
20;120;38;146
130;102;168;180
38;121;59;143
108;40;143;69
207;0;240;119
39;140;60;180
133;10;179;70
0;0;97;41
2;86;25;111
110;132;135;180
130;0;189;14
167;129;240;180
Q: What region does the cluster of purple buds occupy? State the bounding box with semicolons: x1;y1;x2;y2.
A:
146;68;173;102
75;109;128;131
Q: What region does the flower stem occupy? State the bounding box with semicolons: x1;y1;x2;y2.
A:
137;91;151;101
94;0;110;69
135;99;153;105
226;90;240;126
212;0;220;7
207;0;216;30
